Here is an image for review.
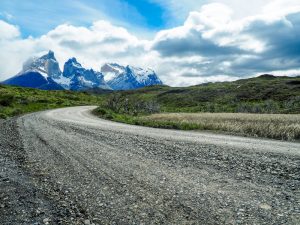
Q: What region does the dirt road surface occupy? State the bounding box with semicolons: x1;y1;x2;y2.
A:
1;106;299;224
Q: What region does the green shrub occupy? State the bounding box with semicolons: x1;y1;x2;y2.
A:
19;98;30;105
0;94;14;106
36;99;51;103
56;99;65;105
104;93;160;116
67;95;80;101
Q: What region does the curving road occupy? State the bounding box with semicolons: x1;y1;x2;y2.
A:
3;106;300;224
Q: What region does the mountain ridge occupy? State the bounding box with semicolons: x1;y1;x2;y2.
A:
2;51;163;91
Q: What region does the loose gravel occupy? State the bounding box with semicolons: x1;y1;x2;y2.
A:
0;119;93;224
1;106;300;224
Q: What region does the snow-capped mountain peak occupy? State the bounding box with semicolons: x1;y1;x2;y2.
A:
101;63;126;82
66;57;82;68
4;51;64;90
63;57;84;78
21;50;62;79
101;63;163;90
127;66;157;83
58;57;110;90
40;50;55;60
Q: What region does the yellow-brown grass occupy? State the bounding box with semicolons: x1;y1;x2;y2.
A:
141;113;300;141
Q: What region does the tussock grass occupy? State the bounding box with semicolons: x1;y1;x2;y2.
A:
139;113;300;141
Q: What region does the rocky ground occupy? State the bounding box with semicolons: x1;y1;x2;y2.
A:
0;119;93;225
0;107;299;224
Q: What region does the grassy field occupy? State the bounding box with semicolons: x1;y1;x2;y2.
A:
94;75;300;141
0;84;104;118
93;108;300;141
140;113;300;141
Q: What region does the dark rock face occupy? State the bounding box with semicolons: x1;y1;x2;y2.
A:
62;58;110;91
3;72;64;90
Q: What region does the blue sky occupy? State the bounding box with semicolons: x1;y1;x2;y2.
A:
0;0;174;37
0;0;300;86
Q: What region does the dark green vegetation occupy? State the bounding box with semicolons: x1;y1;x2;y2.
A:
0;84;104;119
103;75;300;114
94;75;300;140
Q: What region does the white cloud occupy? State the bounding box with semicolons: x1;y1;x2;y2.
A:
40;21;151;70
188;3;233;28
263;0;300;17
0;20;20;40
0;20;150;81
0;20;39;78
151;1;300;83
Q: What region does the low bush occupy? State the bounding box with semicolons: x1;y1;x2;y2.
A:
0;94;14;106
104;93;160;116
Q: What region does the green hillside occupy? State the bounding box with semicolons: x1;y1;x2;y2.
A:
108;75;300;114
0;84;105;119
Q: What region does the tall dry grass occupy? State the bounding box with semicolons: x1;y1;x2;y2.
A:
141;113;300;141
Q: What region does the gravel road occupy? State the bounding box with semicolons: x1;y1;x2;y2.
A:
1;106;299;224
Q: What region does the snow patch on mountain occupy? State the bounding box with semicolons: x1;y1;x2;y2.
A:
101;63;126;82
61;58;111;91
101;63;163;90
53;74;71;88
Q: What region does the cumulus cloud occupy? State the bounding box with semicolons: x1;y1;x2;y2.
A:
37;21;147;65
0;20;39;78
263;0;300;17
151;1;300;82
0;20;20;40
1;0;300;86
0;20;150;80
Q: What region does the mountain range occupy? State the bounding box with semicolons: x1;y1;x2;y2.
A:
2;51;163;91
